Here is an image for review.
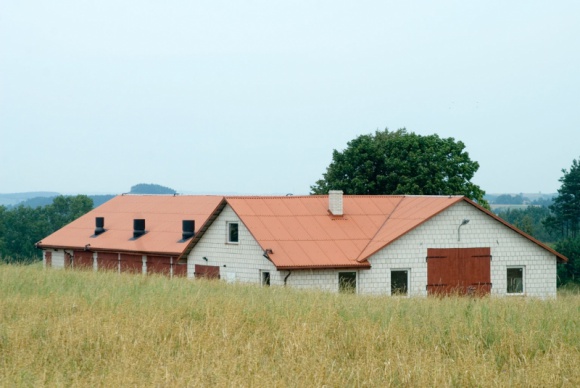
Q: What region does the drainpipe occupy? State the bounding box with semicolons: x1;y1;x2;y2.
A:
284;271;292;286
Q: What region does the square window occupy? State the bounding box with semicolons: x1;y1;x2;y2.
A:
227;222;239;243
338;272;356;293
507;267;524;294
391;270;409;296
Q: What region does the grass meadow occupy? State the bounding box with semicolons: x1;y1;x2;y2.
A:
1;264;579;387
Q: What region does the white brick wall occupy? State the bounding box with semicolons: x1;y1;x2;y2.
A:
188;206;281;285
45;249;65;269
188;201;558;297
361;201;557;298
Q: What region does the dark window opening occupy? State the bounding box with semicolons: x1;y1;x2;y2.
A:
507;267;523;294
228;222;239;243
339;272;356;293
391;270;408;296
262;271;270;286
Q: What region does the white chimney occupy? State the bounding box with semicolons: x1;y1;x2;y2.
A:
329;190;343;216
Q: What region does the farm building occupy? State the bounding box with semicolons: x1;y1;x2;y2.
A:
37;191;567;297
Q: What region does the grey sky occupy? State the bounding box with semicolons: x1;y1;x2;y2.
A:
1;1;579;196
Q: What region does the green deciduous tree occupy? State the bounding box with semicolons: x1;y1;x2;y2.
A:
311;128;487;206
0;195;93;263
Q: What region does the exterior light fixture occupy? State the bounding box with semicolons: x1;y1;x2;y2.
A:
458;219;470;241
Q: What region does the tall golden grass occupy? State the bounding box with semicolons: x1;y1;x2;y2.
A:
0;264;579;387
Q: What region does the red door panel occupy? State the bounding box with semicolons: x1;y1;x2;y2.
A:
173;262;187;277
146;256;172;276
97;252;119;272
120;254;143;274
45;251;52;268
194;264;220;279
73;250;94;270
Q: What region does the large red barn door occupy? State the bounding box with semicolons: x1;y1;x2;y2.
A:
73;250;94;270
194;264;220;279
97;252;119;272
120;254;143;274
427;248;491;296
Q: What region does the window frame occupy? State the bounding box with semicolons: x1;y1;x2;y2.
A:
390;268;410;296
506;266;525;295
226;221;239;244
338;271;357;294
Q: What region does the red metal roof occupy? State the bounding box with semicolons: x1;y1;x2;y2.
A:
38;194;568;268
225;195;466;269
38;195;224;256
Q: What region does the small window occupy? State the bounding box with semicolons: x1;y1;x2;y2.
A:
261;271;270;286
507;267;524;294
227;222;239;243
391;270;409;296
338;272;357;293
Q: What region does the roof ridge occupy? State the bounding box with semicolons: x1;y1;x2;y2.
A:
355;196;406;262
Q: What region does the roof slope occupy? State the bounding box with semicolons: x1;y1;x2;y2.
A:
38;195;224;256
226;195;465;269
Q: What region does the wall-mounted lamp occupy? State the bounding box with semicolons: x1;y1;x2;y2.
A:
202;256;208;262
263;249;273;259
458;219;470;241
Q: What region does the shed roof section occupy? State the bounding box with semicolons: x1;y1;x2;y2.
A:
226;195;464;269
38;195;224;256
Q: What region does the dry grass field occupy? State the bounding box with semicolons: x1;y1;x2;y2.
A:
1;264;579;387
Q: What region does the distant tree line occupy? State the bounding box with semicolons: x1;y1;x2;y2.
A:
495;158;580;285
0;195;93;263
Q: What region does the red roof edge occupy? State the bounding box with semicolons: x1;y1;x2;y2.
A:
177;197;228;262
356;196;464;262
275;262;372;270
461;197;568;263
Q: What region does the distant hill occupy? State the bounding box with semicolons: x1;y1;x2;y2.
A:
129;183;176;195
12;194;115;209
1;183;177;209
0;192;60;207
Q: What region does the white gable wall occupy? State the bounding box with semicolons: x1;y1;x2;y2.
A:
187;205;281;285
360;201;557;298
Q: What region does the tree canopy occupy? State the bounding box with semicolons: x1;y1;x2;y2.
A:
0;195;93;263
311;128;487;206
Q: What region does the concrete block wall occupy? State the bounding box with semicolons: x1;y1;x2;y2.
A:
188;205;281;285
362;201;557;298
45;249;65;269
285;269;350;292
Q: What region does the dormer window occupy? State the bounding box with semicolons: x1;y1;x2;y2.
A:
227;222;239;243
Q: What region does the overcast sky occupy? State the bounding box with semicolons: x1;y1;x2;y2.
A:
1;1;578;196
